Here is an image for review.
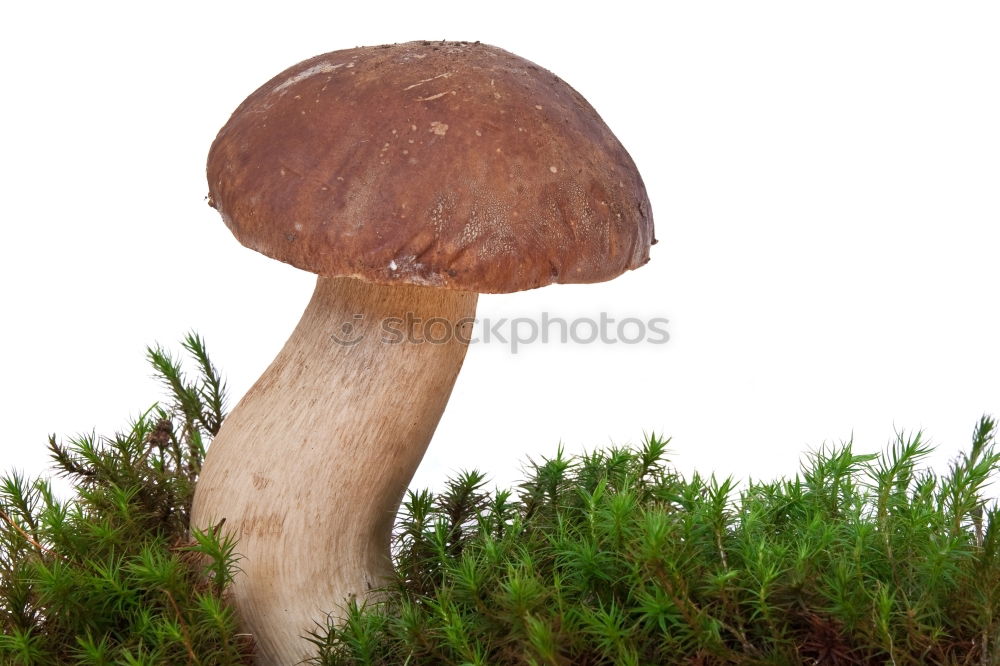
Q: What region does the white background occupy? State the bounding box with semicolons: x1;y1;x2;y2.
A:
1;2;998;499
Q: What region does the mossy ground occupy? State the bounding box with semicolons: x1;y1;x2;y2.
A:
2;337;998;665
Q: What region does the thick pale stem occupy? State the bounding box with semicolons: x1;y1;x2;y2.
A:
191;276;478;665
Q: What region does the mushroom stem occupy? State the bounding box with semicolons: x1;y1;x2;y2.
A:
191;275;478;665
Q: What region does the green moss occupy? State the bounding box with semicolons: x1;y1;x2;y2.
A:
314;429;1000;665
2;338;998;665
0;334;250;665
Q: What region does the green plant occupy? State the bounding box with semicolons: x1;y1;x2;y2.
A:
312;427;1000;665
3;338;999;665
0;334;251;665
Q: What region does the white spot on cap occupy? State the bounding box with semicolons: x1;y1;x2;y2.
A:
403;72;453;91
389;260;398;271
549;166;558;173
417;90;452;102
429;121;449;136
274;61;344;93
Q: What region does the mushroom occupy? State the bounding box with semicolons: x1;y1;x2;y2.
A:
192;40;654;664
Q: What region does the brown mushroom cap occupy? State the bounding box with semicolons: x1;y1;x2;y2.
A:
208;41;654;293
